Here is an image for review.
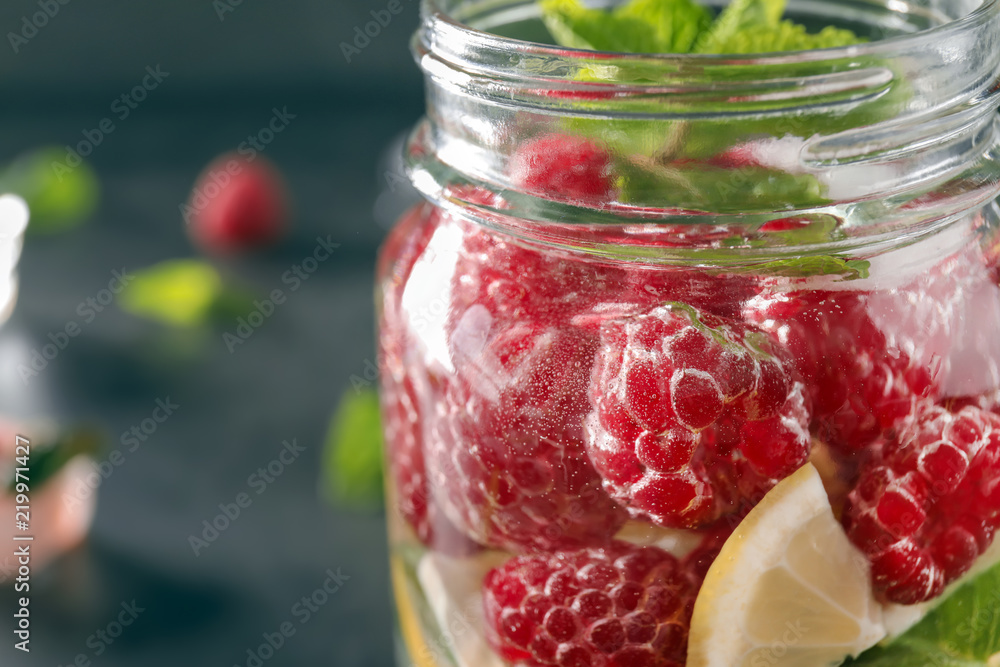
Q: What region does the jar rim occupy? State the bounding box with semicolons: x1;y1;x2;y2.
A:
409;0;1000;261
422;0;999;64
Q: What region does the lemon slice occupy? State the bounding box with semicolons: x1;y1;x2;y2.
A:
687;463;886;667
390;555;439;667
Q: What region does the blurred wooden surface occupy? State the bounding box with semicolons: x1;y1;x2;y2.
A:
0;2;425;665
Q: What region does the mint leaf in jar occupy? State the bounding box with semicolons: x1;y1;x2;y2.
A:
752;255;871;279
692;0;784;51
690;0;863;53
845;558;1000;666
540;0;713;53
535;0;872;212
617;159;828;212
538;0;864;55
696;20;864;53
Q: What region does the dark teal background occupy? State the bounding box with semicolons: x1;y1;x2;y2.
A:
0;1;426;665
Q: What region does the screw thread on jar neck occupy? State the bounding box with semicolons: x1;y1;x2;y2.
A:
406;0;1000;261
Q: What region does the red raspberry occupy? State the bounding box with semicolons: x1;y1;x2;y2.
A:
378;204;440;362
983;213;1000;286
625;267;760;320
381;372;432;543
757;216;814;233
449;216;624;321
186;153;288;253
944;390;1000;416
586;303;811;529
703;137;806;173
381;371;480;555
483;541;699;667
912;246;1000;399
422;220;628;553
430;321;627;552
511;134;616;205
843;404;1000;604
544;88;616;101
378;205;480;554
746;289;940;454
704;144;759;169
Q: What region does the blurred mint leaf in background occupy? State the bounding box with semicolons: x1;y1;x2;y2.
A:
540;0;713;53
119;260;226;327
845;559;1000;666
322;389;384;510
5;426;104;493
0;147;99;235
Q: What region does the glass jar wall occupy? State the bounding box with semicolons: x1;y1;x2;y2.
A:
377;1;1000;665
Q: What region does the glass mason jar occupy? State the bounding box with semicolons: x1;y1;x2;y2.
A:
378;0;1000;665
0;194;29;326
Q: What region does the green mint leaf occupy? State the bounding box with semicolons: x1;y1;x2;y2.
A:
751;256;870;279
696;20;864;53
618;160;828;212
844;642;974;667
846;560;1000;667
759;215;842;245
5;427;103;492
692;0;787;53
540;0;712;53
119;260;226;327
614;0;714;52
322;389;384;509
0;147;99;235
540;0;630;50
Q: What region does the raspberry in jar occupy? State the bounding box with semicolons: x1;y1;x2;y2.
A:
376;0;1000;665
